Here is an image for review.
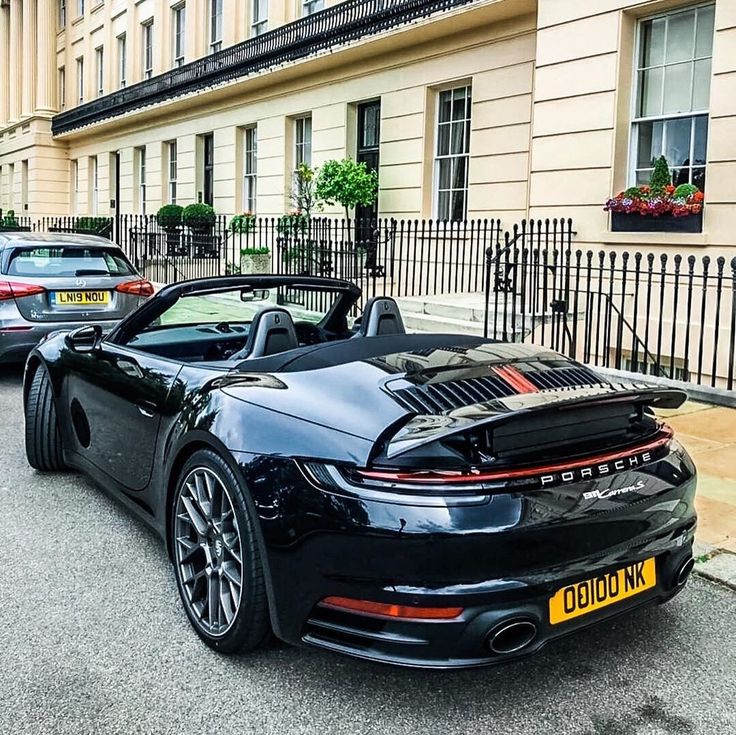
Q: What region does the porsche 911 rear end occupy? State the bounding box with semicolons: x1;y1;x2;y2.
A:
251;350;697;668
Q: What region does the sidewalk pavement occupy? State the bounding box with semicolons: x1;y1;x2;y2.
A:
657;400;736;588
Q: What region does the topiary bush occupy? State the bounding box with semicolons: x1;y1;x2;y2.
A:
230;213;256;234
183;203;216;231
156;204;184;230
649;156;672;193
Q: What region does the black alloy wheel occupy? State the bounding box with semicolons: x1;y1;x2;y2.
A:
172;449;270;653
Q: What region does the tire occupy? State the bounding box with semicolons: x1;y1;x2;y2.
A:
25;367;67;472
171;449;271;654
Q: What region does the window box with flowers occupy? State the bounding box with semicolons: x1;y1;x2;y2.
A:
605;156;704;233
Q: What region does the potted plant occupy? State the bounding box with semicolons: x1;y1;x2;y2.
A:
157;204;185;256
229;213;256;235
605;156;704;233
183;203;218;258
240;246;271;275
182;203;217;233
316;158;378;242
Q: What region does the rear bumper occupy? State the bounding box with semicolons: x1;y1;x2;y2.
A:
0;319;118;363
236;448;698;669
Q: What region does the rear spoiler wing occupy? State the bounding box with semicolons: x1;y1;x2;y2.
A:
379;383;686;460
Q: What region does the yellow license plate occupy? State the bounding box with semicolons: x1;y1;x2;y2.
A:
52;290;110;307
549;557;657;625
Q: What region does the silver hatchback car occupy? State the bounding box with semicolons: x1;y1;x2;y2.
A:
0;232;153;363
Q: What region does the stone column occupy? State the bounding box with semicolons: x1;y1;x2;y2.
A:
21;0;36;117
8;0;21;122
36;0;56;113
0;5;10;125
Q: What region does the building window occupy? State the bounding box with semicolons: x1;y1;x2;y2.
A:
142;20;154;80
58;67;66;110
172;4;186;68
201;133;214;206
137;147;147;214
167;141;178;204
243;126;257;213
252;0;268;36
91;156;99;215
59;0;66;26
95;47;104;98
76;56;84;104
77;0;84;17
209;0;223;53
294;116;312;168
435;85;472;221
117;33;127;88
631;4;715;191
71;160;79;214
303;0;324;15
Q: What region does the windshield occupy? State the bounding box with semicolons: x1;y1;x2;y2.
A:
150;285;342;332
6;246;135;278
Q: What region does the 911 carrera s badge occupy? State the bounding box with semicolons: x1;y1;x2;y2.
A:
583;479;646;500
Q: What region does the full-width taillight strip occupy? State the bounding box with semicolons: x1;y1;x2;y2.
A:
319;596;464;621
357;427;674;485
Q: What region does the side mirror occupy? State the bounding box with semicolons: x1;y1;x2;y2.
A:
66;325;103;354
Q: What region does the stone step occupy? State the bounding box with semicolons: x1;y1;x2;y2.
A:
397;295;487;323
402;311;490;337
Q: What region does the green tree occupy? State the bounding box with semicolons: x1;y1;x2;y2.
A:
315;158;378;223
290;162;318;218
649;155;672;193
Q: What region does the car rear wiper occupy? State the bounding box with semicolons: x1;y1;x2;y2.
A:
75;269;111;277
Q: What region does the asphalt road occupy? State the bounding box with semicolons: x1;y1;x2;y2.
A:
0;366;734;735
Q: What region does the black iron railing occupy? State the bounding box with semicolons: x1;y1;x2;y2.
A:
483;219;736;392
52;0;479;135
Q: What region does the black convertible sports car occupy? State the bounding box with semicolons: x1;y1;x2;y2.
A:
23;275;697;668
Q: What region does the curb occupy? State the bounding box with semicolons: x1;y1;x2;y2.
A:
693;545;736;591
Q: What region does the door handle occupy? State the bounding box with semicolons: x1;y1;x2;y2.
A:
137;401;157;418
116;358;143;379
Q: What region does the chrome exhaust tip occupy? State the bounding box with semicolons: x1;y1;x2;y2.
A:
676;557;695;587
487;619;538;655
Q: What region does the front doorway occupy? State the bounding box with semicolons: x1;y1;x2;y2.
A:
355;100;380;242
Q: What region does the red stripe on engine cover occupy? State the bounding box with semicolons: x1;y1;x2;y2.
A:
492;365;540;394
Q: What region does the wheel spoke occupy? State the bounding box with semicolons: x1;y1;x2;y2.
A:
181;497;208;537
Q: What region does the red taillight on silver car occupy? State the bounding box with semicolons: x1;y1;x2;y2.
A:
115;279;155;297
0;281;47;301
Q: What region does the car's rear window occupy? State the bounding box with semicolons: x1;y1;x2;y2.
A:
5;246;134;278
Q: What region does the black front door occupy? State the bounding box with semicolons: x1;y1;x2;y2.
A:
355;101;381;241
203;133;214;206
66;345;183;491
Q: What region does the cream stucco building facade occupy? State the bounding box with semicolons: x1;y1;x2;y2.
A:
0;0;734;255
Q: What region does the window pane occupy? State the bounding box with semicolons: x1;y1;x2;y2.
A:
451;91;466;122
664;117;692;168
452;157;467;190
635;169;651;186
437;124;450;156
450;121;465;155
438;158;451;190
693;115;708;165
438;91;452;124
695;5;715;58
636;120;664;168
692;166;706;191
672;168;690;187
640;18;666;67
639;67;663;116
692;58;712;110
450;190;465;221
666;10;696;64
663;62;692;114
438;191;449;220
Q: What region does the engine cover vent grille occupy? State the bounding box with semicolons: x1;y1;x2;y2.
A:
391;365;604;414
